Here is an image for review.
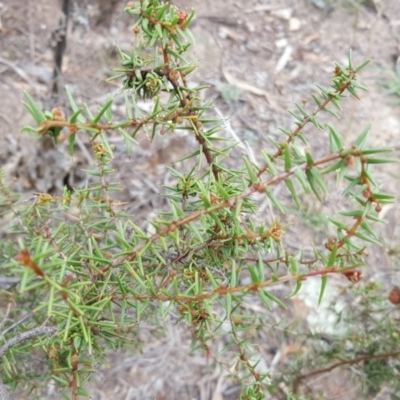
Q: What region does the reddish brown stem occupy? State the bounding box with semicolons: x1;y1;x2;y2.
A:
257;70;356;178
108;151;344;270
293;351;400;393
110;266;359;304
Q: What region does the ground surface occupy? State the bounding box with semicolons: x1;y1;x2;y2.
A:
1;0;400;399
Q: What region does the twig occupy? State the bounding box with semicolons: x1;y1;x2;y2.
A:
0;326;57;359
108;151;344;270
0;326;57;400
257;69;357;178
51;0;70;100
230;318;263;394
111;265;360;303
0;57;31;85
1;314;32;336
293;350;400;393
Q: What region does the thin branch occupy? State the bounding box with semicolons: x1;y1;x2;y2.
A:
111;266;360;303
230;318;263;393
109;151;343;270
0;326;57;359
257;69;357;178
293;351;400;393
0;326;57;400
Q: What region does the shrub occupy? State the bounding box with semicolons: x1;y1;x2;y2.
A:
0;1;397;399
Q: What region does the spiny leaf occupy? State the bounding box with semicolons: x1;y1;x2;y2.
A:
23;92;45;124
353;124;371;148
259;289;287;309
318;275;328;307
285;179;301;209
327;124;345;152
92;98;113;125
66;86;85;123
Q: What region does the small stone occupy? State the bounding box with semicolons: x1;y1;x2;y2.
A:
271;8;293;20
275;38;288;48
289;18;301;31
246;22;256;33
246;41;260;53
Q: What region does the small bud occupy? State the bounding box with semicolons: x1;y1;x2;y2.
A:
177;10;189;25
324;237;337;251
375;204;382;213
389;287;400;305
344;155;355;167
362;189;371;199
168;69;180;81
231;316;244;325
253;183;265;193
342;270;362;283
333;66;342;77
178;305;186;315
51;107;65;121
91;326;101;335
36;193;54;205
48;348;58;361
70;353;79;366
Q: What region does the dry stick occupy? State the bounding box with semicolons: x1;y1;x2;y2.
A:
0;326;57;400
0;326;57;359
94;0;119;28
51;0;70;100
293;350;400;393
